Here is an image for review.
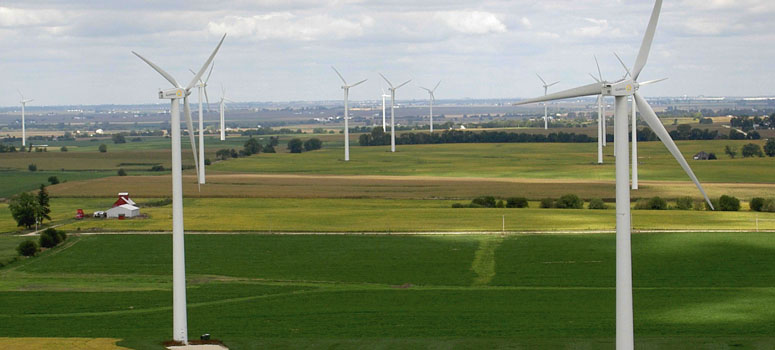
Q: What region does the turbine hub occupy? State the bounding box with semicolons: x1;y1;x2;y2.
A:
159;88;186;100
607;79;638;96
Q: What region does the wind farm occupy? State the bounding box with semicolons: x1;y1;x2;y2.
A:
1;1;775;350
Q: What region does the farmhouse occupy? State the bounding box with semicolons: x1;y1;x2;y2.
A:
693;151;711;160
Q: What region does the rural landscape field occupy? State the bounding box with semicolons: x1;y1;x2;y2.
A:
3;0;775;349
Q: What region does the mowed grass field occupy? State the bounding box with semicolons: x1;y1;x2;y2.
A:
1;233;774;349
1;197;774;234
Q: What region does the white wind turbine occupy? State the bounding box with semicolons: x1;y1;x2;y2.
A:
381;89;390;132
515;1;713;348
588;57;606;164
17;91;33;147
379;73;411;153
419;81;441;133
332;67;367;162
188;63;215;185
536;74;559;129
132;33;226;345
218;86;232;141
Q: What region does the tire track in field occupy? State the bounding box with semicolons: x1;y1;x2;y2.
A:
471;235;504;286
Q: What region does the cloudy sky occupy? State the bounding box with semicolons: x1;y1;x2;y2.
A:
0;0;773;106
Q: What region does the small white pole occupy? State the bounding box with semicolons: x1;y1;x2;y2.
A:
756;214;759;232
502;215;505;233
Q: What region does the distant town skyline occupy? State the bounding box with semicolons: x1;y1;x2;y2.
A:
0;0;773;106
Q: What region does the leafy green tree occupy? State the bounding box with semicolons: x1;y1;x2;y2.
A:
60;146;68;152
28;164;37;172
263;144;276;153
287;138;304;153
764;139;775;157
718;195;741;211
741;143;763;158
303;138;323;151
37;185;51;222
750;197;765;212
8;193;40;228
471;196;496;208
117;168;127;176
506;197;529;208
98;144;107;153
675;196;694;210
243;137;261;156
47;176;59;185
496;200;506;208
724;145;737;159
540;198;555;208
556;194;583;209
112;133;126;144
588;198;607;209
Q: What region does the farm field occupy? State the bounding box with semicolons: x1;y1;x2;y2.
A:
1;233;774;349
1;197;773;234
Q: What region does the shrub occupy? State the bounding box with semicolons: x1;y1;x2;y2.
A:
718;195;741;211
762;199;775;213
98;144;107;153
17;240;38;257
28;164;37;172
693;200;705;211
303;138;323;151
636;197;668;210
724;145;737;159
496;200;506;208
675;196;694;210
556;194;583;209
471;196;496;208
60;146;68;152
451;203;466;208
750;197;765;212
705;198;720;211
40;228;64;248
39;233;57;248
506;197;529;208
741;143;763;158
708;153;717;160
204;158;211;166
118;168;127;176
112;133;126;144
588;198;607;209
263;144;276;153
47;176;60;185
540;198;554;208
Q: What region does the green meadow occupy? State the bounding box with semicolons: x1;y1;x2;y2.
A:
1;233;774;349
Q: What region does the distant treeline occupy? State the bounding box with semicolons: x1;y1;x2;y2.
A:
358;128;597;146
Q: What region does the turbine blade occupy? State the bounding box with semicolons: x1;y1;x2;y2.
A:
632;0;663;80
594;55;603;81
419;86;431;93
204;87;211;111
634;92;713;209
379;73;393;88
350;79;368;88
395;80;412;89
183;97;201;185
535;73;547;86
205;60;215;83
132;51;180;88
547;81;560;88
332;66;347;85
187;33;227;91
613;52;632;78
514;82;602;106
17;90;24;100
433;80;441;92
639;77;668;86
589;73;600;83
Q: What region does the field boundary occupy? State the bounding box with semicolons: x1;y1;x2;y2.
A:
52;229;775;236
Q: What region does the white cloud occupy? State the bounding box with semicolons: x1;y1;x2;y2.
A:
520;17;532;29
0;7;64;27
433;11;506;35
208;13;374;41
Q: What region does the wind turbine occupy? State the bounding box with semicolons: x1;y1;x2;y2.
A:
515;1;713;348
188;63;215;185
218;86;231;141
132;33;226;345
419;81;441;133
379;73;411;153
536;74;559;129
381;89;390;132
18;91;33;147
589;56;606;164
332;67;367;162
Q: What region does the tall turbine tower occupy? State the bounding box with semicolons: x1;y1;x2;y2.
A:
188;63;215;185
515;2;713;348
419;81;441;133
132;33;225;345
379;73;411;153
18;91;33;147
589;56;607;164
332;67;367;161
381;89;390;132
218;85;232;141
536;74;559;129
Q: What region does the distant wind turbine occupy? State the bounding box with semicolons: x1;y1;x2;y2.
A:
381;89;390;132
536;74;559;129
589;57;606;164
188;62;215;185
18;91;33;147
132;33;226;345
218;85;233;141
419;81;441;133
332;67;367;161
379;73;411;153
515;1;713;348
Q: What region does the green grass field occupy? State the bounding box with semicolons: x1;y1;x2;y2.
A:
2;197;773;234
1;233;774;349
0;170;112;199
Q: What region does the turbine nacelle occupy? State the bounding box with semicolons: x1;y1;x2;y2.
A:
159;88;186;100
605;79;639;97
